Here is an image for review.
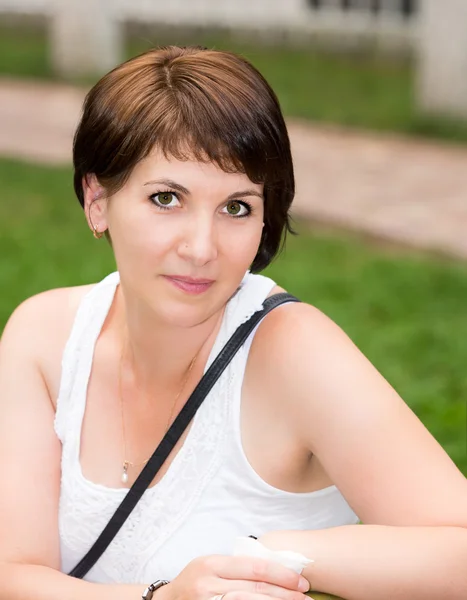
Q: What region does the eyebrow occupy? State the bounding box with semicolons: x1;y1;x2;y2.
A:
143;178;263;200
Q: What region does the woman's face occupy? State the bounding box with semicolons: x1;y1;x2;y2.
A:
89;151;265;327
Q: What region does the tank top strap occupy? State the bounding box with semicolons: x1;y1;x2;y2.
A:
224;272;298;473
54;272;120;442
204;271;277;371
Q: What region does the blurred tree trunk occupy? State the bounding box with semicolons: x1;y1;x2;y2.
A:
49;0;122;79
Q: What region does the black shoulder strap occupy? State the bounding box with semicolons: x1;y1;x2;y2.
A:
69;292;299;579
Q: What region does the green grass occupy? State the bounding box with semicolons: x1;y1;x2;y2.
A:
1;157;466;476
0;25;51;79
2;24;467;142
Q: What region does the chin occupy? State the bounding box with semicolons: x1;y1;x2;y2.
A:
156;300;219;330
149;282;222;327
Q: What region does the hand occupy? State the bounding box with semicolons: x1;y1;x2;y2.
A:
159;554;311;600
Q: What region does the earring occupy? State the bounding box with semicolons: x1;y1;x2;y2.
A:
91;222;104;239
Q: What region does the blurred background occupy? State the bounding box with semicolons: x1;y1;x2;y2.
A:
0;0;466;474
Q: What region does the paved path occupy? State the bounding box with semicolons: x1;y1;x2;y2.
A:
2;77;467;260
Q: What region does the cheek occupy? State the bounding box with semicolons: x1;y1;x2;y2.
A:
137;224;174;254
219;221;263;263
113;215;175;260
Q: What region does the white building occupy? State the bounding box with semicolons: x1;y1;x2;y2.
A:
2;1;467;119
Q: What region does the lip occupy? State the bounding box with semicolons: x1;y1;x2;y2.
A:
166;275;215;284
163;275;215;295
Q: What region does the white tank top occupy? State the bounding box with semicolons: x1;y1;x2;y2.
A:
55;271;359;583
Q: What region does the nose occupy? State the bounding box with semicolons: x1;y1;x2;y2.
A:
177;212;218;267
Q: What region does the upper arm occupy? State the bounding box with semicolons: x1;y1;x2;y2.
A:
258;303;467;528
0;294;62;568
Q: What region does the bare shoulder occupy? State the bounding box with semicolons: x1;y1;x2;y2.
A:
249;294;357;420
3;283;95;345
1;283;96;403
260;287;349;361
249;286;352;423
252;290;467;527
0;284;96;568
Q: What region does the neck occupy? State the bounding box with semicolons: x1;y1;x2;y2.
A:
112;283;224;389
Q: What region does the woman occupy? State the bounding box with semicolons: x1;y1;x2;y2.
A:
0;45;466;600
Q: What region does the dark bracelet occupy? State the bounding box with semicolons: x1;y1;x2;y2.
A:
141;580;170;600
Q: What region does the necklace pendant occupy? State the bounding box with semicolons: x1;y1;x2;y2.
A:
122;461;129;484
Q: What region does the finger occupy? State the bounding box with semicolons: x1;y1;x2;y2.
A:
217;579;309;600
211;556;309;592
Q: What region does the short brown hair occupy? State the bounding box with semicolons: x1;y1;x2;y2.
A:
73;45;295;272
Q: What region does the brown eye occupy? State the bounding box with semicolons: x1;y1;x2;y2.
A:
227;201;241;215
150;191;180;209
223;201;250;218
158;192;174;205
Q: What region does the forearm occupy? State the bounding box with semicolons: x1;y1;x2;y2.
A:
0;562;146;600
261;525;467;600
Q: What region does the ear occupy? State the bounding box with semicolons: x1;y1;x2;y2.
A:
83;174;108;236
